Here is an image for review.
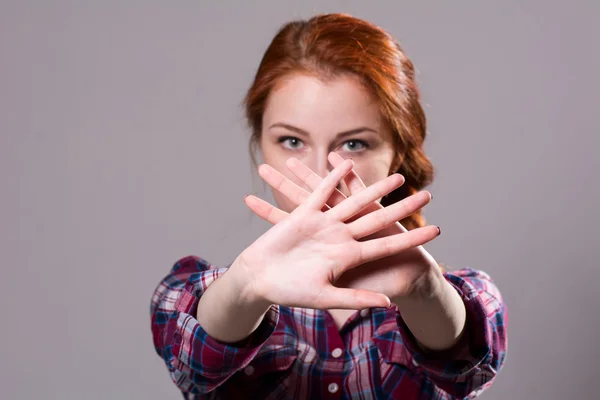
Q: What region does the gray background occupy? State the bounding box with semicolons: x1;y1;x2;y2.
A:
1;1;598;399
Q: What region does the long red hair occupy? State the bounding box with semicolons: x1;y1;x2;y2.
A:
243;13;435;232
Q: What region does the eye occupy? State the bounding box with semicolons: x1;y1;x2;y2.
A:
341;139;368;152
278;136;305;150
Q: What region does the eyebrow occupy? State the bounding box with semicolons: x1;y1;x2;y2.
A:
268;123;378;139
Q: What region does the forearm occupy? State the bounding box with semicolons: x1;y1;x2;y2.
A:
196;256;271;343
392;276;467;351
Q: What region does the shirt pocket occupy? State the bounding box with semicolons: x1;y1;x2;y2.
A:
372;330;415;368
371;333;426;399
212;346;297;399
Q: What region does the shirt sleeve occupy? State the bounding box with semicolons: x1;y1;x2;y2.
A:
150;255;280;397
395;267;508;399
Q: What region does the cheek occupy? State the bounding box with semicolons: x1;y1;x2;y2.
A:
353;161;392;188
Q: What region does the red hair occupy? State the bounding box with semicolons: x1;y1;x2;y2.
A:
243;13;435;231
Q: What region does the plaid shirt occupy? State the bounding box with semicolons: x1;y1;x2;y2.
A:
151;256;507;399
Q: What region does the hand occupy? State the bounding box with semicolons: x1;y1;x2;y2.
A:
248;153;444;302
237;158;441;311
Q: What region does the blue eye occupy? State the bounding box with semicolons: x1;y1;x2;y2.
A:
341;140;368;152
278;136;304;150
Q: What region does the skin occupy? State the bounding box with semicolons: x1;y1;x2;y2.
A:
258;73;400;327
196;159;438;342
196;73;467;352
259;73;396;210
257;73;466;348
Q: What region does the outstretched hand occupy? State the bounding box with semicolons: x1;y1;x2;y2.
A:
246;153;443;303
236;158;440;311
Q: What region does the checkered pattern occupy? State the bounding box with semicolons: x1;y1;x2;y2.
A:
150;256;507;399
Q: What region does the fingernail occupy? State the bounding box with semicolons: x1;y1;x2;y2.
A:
437;226;441;235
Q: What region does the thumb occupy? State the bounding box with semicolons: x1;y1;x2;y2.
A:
318;287;391;310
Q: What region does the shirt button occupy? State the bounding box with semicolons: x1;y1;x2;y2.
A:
243;365;255;376
328;382;339;393
331;348;343;358
360;309;370;317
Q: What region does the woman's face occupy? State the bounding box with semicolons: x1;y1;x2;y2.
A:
260;73;397;213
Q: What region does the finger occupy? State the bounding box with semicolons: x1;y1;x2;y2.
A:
318;286;391;309
358;225;441;263
285;157;347;207
348;190;432;239
244;195;289;224
299;158;354;210
328;152;370;195
258;164;311;206
258;163;331;212
327;173;405;222
329;152;393;223
329;152;406;196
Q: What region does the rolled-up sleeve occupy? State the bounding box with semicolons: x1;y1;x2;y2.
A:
150;255;279;396
396;268;507;399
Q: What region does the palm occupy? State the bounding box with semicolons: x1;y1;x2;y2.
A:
246;209;361;305
240;158;440;311
335;230;435;299
247;154;440;303
326;192;435;298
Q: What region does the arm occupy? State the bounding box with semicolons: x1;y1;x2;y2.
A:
151;160;438;395
391;267;467;351
150;255;279;396
195;254;272;343
394;268;508;399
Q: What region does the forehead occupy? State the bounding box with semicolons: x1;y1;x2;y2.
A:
262;73;385;135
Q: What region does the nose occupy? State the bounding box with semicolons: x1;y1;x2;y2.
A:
306;151;331;178
306;152;343;191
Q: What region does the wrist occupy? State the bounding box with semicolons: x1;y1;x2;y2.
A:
228;253;271;310
393;276;467;351
403;266;447;303
196;256;273;344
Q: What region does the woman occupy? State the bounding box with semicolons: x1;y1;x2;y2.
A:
150;13;507;399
